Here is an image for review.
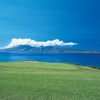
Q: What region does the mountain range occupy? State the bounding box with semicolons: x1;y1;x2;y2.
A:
0;45;100;53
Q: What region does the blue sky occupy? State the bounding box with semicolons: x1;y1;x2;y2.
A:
0;0;100;50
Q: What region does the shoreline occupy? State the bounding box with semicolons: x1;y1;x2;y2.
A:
0;60;100;69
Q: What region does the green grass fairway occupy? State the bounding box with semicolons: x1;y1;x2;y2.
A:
0;62;100;100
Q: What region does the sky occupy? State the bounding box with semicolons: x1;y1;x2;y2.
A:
0;0;100;50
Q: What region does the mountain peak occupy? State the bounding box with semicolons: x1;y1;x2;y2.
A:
0;45;100;53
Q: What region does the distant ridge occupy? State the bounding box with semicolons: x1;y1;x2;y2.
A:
0;45;100;53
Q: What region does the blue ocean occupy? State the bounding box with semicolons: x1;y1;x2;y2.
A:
0;52;100;67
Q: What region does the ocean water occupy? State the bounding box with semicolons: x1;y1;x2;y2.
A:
0;52;100;67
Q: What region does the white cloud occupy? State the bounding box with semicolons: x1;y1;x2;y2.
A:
5;38;78;48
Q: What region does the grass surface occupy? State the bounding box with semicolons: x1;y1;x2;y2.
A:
0;62;100;100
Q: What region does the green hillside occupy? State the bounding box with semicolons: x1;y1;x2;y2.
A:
0;62;100;100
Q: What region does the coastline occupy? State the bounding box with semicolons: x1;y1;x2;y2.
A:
1;60;100;70
0;52;100;68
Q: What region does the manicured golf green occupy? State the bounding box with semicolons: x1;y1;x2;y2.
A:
0;62;100;100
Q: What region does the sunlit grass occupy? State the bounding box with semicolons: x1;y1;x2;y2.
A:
0;62;100;100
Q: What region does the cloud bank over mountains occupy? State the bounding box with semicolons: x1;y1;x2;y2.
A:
5;38;78;48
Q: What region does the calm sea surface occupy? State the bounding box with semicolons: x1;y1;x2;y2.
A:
0;52;100;67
